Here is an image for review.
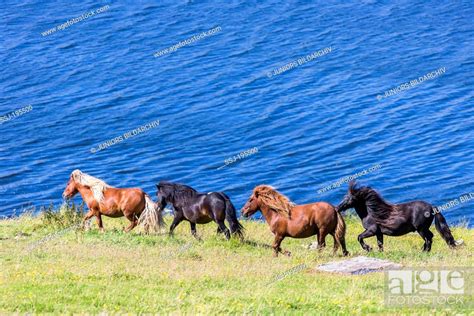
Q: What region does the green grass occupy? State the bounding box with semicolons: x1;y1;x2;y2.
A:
0;206;472;315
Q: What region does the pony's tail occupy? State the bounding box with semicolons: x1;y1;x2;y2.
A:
335;210;349;256
221;193;244;240
138;194;165;233
434;209;462;248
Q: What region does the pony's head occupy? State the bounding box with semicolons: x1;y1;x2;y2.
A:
62;171;80;199
337;181;396;221
337;180;381;213
156;182;170;210
241;185;294;218
62;169;111;202
336;180;361;212
156;181;197;210
241;188;260;217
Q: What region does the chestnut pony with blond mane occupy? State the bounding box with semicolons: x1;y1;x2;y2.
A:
242;185;348;257
62;169;164;233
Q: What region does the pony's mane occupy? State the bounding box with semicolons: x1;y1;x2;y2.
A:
158;181;198;201
72;169;112;202
355;186;394;220
254;185;294;218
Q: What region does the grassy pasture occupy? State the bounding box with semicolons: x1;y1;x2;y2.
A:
0;206;472;315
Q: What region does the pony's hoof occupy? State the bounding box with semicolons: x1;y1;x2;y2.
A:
283;251;291;257
364;246;372;252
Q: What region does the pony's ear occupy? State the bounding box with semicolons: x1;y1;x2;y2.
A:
349;180;357;194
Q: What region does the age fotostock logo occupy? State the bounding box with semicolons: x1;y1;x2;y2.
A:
385;268;473;307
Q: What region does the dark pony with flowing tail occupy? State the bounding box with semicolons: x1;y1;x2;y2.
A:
156;181;244;240
336;181;463;252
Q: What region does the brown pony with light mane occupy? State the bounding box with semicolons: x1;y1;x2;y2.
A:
62;169;164;233
242;185;348;257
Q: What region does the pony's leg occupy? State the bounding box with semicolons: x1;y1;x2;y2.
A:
190;222;201;241
124;214;137;233
272;235;290;257
425;230;433;252
339;235;349;256
216;220;230;240
331;233;349;256
82;210;95;230
418;229;433;252
358;229;376;252
272;235;283;257
330;233;338;255
317;230;328;252
331;234;337;251
376;232;384;252
169;213;184;236
417;230;427;251
96;214;105;233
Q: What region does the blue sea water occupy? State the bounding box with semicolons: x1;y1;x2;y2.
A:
1;0;473;226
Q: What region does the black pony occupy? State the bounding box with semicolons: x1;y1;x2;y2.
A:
336;181;462;252
156;181;244;240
